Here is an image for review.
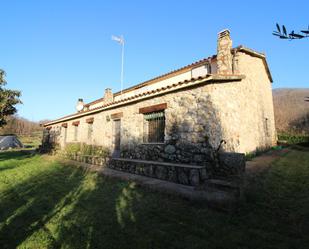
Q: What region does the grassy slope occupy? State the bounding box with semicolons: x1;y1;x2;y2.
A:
0;150;308;249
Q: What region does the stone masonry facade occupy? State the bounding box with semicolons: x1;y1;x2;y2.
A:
43;30;276;188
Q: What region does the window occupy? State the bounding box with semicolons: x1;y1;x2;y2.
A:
62;123;68;144
74;125;78;141
64;127;67;143
88;123;93;140
143;111;165;143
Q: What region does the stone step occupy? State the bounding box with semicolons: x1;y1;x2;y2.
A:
112;158;206;169
108;158;208;186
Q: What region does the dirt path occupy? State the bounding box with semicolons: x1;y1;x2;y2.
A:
245;148;290;176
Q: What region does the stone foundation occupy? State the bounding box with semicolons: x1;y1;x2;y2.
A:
109;158;208;186
62;151;245;208
63;150;245;186
121;141;215;166
214;152;246;178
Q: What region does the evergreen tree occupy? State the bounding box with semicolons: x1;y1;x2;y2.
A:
0;69;22;127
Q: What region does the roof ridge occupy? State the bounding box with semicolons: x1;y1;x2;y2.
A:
86;56;215;106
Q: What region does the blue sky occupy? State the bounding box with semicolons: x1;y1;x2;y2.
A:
1;0;308;121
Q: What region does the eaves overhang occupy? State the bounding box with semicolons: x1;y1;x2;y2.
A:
43;74;245;127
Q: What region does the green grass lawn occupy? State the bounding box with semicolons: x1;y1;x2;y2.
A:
0;149;308;249
18;132;42;149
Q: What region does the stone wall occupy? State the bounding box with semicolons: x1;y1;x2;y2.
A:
121;142;214;166
109;158;208;186
46;69;275;156
45;52;276;156
62;149;245;187
233;51;277;152
47;83;226;153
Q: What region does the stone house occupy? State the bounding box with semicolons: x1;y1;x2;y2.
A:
43;30;276;164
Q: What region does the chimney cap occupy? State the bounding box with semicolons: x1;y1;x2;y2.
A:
78;98;84;102
218;29;230;38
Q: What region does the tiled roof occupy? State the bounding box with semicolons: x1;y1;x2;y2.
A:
85;46;272;108
43;74;244;127
43;45;272;127
86;56;215;106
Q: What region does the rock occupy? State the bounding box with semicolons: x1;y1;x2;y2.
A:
217;152;246;177
156;166;167;180
200;168;208;180
189;169;200;186
164;145;176;154
167;167;177;182
193;154;204;163
181;124;192;132
144;165;151;176
177;169;189;185
171;134;180;141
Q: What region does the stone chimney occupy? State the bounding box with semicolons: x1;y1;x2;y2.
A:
104;88;113;103
217;29;233;75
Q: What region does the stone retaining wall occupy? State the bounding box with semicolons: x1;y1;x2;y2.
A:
63;151;245;186
215;152;246;178
109;159;208;186
121;142;215;166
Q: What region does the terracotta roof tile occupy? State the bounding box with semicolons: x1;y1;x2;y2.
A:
76;46;272;108
86;56;214;107
44;74;246;127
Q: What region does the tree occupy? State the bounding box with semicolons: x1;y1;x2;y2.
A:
0;69;22;127
0;115;42;135
273;23;309;40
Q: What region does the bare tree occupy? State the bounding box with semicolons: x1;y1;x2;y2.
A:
0;115;42;135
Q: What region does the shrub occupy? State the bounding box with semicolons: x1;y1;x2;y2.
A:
64;143;110;158
64;143;81;155
91;145;110;157
80;143;92;155
278;133;309;145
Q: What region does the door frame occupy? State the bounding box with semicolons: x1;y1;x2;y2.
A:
112;118;121;158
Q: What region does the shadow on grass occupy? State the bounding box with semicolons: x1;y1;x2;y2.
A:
0;163;25;173
53;178;143;249
0;150;34;161
0;151;37;173
242;149;309;245
0;154;145;249
0;150;308;248
0;162;87;248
